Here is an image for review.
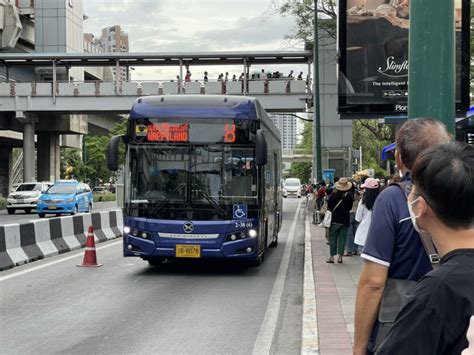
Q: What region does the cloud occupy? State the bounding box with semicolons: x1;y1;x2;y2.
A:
83;0;306;80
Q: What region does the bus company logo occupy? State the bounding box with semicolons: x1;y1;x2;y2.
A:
183;222;194;233
377;56;409;78
135;124;147;137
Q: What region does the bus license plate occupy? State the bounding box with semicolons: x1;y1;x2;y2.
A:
175;245;201;258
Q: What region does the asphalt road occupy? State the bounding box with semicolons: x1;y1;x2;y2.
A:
0;198;305;355
0;201;118;225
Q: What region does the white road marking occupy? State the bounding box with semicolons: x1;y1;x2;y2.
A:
301;218;319;354
252;202;301;355
0;240;122;282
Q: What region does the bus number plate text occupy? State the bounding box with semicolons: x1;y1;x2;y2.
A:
175;245;201;258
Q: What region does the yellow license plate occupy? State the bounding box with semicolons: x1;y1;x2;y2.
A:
47;206;57;210
175;245;201;258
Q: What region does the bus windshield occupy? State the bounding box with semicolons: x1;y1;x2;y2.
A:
128;145;257;216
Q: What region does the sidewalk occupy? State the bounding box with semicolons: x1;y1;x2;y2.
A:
309;214;363;355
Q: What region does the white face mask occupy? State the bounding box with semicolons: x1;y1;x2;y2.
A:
407;197;424;233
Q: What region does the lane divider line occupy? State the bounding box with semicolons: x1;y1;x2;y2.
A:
252;202;301;355
301;217;319;354
0;240;122;282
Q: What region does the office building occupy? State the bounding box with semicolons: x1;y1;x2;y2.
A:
100;25;129;81
270;114;297;150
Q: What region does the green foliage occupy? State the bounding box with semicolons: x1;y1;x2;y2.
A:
353;120;395;175
60;148;87;181
82;135;114;187
93;193;116;202
288;161;312;183
298;121;313;151
0;197;6;210
74;116;128;186
276;0;337;43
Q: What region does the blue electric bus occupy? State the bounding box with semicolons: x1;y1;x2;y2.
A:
107;95;282;266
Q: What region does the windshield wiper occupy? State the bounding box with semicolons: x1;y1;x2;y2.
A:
150;182;187;216
191;182;226;217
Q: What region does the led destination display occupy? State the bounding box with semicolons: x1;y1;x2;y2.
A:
133;119;248;144
147;123;189;142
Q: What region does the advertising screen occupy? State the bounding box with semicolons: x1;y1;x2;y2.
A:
338;0;470;118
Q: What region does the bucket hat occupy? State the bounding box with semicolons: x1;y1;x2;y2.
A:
335;177;352;191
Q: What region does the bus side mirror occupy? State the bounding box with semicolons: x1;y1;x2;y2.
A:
256;129;267;166
107;135;123;171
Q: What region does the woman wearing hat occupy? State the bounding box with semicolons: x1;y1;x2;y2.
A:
326;177;354;263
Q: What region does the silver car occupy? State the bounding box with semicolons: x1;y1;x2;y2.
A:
7;182;52;214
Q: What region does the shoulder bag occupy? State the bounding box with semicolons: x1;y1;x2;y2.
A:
321;195;344;228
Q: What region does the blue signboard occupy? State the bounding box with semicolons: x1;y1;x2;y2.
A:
233;204;247;219
322;169;336;184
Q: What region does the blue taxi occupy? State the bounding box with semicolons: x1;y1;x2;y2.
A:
37;180;93;218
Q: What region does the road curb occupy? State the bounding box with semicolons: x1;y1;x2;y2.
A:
301;213;319;354
0;210;123;271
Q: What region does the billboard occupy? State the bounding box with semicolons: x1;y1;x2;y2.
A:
338;0;470;118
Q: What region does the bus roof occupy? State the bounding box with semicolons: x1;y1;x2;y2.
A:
129;95;259;120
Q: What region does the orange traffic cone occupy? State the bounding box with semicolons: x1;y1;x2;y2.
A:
77;226;103;267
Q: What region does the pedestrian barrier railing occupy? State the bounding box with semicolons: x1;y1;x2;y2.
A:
0;79;309;98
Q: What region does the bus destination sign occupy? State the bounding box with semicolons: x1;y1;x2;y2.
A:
134;121;238;143
146;123;189;142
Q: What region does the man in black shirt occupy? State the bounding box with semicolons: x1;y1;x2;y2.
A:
377;142;474;354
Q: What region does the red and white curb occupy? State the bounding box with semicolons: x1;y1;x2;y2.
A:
301;217;319;354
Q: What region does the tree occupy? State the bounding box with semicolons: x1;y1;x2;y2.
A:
352;120;395;178
298;121;313;152
80;116;128;186
274;0;337;43
60;148;86;181
288;161;312;183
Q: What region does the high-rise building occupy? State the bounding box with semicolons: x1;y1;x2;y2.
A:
270;114;297;150
100;25;129;81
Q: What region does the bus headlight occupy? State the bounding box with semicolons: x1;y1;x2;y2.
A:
124;226;131;234
248;229;257;238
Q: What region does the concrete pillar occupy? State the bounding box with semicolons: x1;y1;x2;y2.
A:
37;132;60;182
0;147;13;197
20;113;36;182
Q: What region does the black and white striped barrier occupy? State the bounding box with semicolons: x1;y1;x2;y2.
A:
0;210;123;271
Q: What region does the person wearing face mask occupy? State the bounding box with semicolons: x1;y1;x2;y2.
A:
353;118;452;355
377;141;474;355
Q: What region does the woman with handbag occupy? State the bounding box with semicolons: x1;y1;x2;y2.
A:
326;177;354;263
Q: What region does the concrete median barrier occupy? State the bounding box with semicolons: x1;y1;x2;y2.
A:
0;210;123;271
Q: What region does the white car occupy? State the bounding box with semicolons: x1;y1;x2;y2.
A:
283;178;302;198
7;181;52;214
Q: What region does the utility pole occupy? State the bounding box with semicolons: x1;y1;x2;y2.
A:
408;0;455;134
312;0;322;183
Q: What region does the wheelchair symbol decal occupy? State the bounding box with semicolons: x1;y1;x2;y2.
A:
233;204;247;219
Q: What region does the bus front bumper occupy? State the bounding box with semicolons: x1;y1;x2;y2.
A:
123;235;259;260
